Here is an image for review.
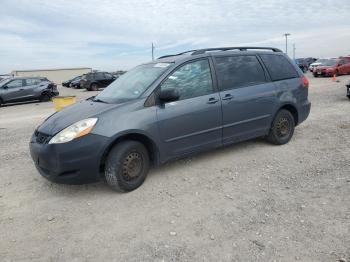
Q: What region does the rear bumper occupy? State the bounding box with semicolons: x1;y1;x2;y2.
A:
29;133;109;184
298;101;311;125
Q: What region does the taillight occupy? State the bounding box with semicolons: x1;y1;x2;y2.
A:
301;75;309;88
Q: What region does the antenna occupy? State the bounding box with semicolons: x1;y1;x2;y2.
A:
151;42;155;61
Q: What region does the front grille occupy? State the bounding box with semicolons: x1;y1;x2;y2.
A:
34;130;51;144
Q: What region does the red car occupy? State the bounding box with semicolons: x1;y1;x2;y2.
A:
313;57;350;77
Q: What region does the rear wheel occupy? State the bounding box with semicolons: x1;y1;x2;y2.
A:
0;98;3;107
40;93;51;102
347;95;350;100
105;140;150;192
267;109;295;145
90;83;98;91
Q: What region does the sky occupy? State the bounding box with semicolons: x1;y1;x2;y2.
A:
0;0;350;74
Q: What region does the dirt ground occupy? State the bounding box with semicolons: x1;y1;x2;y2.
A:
0;73;349;262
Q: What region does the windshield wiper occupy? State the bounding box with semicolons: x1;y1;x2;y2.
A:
92;98;108;103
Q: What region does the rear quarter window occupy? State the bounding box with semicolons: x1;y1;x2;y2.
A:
260;54;299;81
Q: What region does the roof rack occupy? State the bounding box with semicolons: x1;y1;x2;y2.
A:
192;47;282;55
157;46;282;59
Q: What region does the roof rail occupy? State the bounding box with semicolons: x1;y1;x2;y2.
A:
157;50;198;59
157;46;282;60
191;47;282;55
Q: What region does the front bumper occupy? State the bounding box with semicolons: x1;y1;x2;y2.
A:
29;133;109;184
52;91;59;96
314;70;334;77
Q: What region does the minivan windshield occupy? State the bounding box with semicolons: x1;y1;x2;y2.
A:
94;63;171;103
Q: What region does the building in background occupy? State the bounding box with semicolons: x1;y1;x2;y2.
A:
11;67;92;84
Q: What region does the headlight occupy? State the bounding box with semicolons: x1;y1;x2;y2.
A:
49;118;97;144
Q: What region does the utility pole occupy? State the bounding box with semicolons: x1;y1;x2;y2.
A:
283;33;291;56
293;43;296;60
151;42;155;61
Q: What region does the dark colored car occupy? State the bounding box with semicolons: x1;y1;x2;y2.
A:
0;77;58;107
70;76;83;88
295;58;317;72
80;72;116;91
313;57;350;77
62;75;82;87
29;46;310;192
346;81;350;100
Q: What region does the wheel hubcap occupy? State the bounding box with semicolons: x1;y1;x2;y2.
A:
122;152;142;181
276;117;290;138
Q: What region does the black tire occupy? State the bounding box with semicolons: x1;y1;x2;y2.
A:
347;95;350;100
40;93;51;102
0;98;3;107
313;73;318;78
90;83;98;91
267;109;295;145
105;140;150;192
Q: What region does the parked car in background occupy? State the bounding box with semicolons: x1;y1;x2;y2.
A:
62;75;82;87
313;57;350;77
69;76;83;88
295;57;317;72
0;77;58;106
111;70;127;79
346;81;350;100
29;46;310;192
80;72;116;91
309;58;333;72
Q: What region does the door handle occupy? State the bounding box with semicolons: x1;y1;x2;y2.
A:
222;94;234;100
19;89;24;91
207;97;219;104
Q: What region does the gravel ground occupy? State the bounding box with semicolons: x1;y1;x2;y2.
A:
0;73;349;262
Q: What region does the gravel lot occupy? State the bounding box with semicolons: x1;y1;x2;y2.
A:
0;73;349;262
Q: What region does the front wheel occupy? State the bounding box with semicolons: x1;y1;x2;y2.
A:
267;109;295;145
347;95;350;100
105;140;150;192
40;93;51;102
90;83;98;91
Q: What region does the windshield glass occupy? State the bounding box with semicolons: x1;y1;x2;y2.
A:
95;63;172;103
323;59;338;66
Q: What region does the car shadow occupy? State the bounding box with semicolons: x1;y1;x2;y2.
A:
1;100;48;107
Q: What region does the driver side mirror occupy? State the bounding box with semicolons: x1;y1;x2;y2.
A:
159;88;180;103
3;85;8;89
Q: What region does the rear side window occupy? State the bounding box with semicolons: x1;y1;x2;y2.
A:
26;79;41;85
215;55;266;90
260;54;298;81
94;72;105;79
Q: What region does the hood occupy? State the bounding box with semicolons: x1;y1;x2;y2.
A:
310;62;322;66
38;100;122;135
